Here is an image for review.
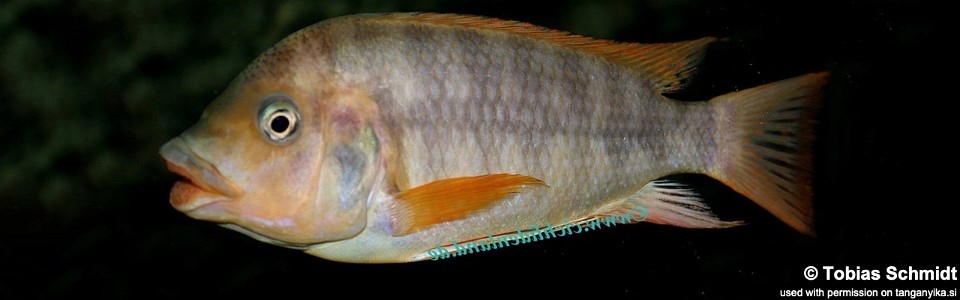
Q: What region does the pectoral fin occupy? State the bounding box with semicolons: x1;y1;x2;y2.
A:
391;174;545;236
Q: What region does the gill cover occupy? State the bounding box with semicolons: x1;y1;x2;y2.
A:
308;88;383;243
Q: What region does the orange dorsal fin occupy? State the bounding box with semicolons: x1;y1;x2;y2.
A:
380;13;716;93
391;173;545;236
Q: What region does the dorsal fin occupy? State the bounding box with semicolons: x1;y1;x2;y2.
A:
378;13;716;93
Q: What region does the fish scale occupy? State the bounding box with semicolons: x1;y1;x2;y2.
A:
160;13;827;263
390;35;660;202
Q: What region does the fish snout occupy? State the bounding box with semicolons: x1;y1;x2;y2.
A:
160;137;241;212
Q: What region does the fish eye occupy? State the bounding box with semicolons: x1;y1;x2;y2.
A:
269;110;293;134
258;94;301;143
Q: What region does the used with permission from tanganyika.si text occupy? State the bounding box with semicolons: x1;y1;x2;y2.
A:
780;288;957;299
427;205;648;260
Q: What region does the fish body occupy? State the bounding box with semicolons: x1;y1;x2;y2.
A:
160;13;827;263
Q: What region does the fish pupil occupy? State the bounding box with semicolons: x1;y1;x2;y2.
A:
271;115;290;133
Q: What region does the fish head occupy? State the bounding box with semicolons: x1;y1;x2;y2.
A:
160;42;383;247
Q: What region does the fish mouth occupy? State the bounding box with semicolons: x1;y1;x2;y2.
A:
160;137;241;212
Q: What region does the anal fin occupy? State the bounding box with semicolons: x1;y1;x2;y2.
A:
598;180;743;229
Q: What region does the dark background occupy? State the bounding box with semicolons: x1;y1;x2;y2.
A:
1;0;957;298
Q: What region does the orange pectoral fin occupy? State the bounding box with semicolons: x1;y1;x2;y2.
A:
391;174;546;236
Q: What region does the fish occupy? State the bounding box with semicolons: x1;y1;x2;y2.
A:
159;12;828;263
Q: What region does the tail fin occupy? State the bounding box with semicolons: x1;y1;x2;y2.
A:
709;72;829;236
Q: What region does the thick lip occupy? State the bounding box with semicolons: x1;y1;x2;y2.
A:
160;136;241;211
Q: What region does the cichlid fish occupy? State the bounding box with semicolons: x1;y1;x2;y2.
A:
160;13;828;263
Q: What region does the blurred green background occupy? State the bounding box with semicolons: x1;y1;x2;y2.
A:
1;0;956;298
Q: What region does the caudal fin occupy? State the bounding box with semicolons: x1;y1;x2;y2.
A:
709;72;829;236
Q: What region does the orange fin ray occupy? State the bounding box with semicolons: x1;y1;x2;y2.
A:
391;173;545;236
382;13;715;93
